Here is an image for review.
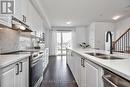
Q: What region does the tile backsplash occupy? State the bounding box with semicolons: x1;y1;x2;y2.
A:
0;28;32;53
19;35;32;50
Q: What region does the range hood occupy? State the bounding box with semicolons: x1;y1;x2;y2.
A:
12;16;32;32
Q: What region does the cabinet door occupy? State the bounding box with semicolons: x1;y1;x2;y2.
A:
74;55;81;87
21;0;28;17
80;58;87;87
0;65;16;87
14;0;22;19
66;50;71;67
71;52;76;76
20;58;29;87
85;61;98;87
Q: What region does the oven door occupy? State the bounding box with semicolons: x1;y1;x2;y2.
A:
31;58;43;87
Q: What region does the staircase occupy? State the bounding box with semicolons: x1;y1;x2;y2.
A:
113;28;130;53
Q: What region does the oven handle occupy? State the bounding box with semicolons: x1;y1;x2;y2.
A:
31;58;42;67
31;61;39;67
31;55;43;61
102;75;118;87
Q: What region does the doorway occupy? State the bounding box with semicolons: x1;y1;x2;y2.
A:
56;31;72;55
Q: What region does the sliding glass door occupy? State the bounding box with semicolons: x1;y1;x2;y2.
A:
56;31;72;55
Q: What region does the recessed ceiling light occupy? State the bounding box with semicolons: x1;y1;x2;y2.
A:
112;15;121;20
66;21;72;25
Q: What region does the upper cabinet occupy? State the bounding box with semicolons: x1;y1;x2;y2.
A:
28;2;44;37
14;0;21;20
21;0;29;19
0;15;12;28
0;0;44;36
14;0;28;22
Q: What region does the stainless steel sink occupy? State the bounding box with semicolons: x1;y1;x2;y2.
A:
97;56;124;60
85;53;125;60
86;53;106;56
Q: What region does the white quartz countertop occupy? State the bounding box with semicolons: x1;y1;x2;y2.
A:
68;48;130;81
0;53;31;69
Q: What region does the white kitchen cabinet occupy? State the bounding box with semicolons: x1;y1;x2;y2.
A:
85;60;100;87
86;62;98;87
74;54;87;87
19;58;29;87
42;48;49;72
21;0;28;19
75;54;82;86
80;58;87;87
14;0;29;22
67;51;86;87
0;58;29;87
0;64;16;87
13;0;22;20
0;15;12;28
69;51;75;76
66;49;103;87
28;1;44;37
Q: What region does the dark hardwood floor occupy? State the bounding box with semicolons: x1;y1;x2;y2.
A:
40;56;78;87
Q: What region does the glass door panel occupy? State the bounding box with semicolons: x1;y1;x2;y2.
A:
57;32;62;55
56;31;72;55
62;32;72;54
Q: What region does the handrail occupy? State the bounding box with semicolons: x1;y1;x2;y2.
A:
113;28;130;53
114;28;130;44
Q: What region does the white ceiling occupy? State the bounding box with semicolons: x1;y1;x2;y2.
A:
37;0;130;27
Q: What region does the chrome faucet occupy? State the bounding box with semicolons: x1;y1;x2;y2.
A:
106;31;113;54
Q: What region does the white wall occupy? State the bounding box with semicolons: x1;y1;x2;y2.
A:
74;26;88;48
49;26;88;55
88;22;115;50
115;17;130;39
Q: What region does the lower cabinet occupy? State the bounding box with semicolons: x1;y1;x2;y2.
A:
42;48;49;72
0;64;16;87
0;58;29;87
19;58;29;87
66;50;103;87
85;60;103;87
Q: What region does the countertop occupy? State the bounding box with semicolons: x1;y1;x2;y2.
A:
68;48;130;81
0;53;31;69
0;48;47;69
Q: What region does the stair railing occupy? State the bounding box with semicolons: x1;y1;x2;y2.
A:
113;28;130;53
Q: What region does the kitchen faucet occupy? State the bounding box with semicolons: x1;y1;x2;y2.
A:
106;31;113;54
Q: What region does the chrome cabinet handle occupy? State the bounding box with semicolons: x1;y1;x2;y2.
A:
102;75;118;87
16;63;19;75
81;58;85;67
82;58;85;67
20;62;23;72
81;58;83;66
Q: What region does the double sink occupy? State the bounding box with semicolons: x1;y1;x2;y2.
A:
85;53;125;60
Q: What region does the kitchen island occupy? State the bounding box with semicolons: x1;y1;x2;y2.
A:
67;48;130;87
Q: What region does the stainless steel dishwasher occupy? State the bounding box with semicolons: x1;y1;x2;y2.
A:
102;69;130;87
